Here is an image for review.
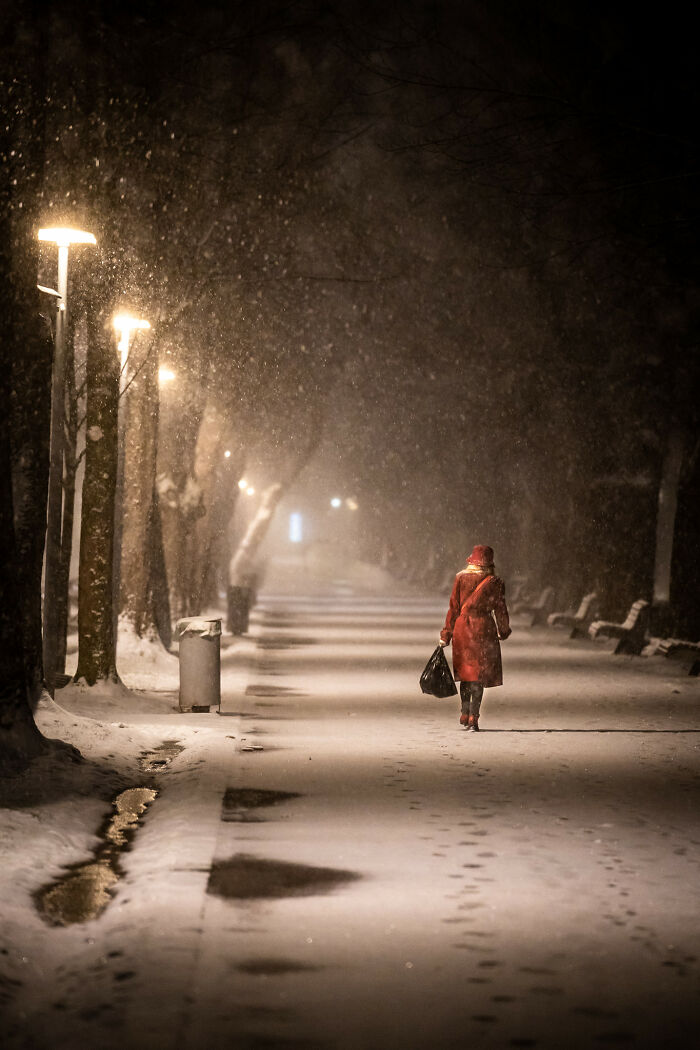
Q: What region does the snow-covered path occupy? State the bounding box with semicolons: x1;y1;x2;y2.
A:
2;576;700;1049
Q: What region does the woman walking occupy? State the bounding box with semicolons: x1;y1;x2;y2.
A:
440;545;511;731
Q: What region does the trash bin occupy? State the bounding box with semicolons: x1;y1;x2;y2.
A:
177;617;221;712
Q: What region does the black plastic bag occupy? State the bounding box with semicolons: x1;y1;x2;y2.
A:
419;645;458;698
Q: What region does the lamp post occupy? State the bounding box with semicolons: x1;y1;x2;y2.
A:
113;313;151;393
111;314;151;640
37;227;96;693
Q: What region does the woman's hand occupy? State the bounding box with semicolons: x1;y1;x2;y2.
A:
439;638;449;647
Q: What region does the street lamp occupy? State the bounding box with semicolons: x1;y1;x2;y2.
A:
37;226;96;693
112;313;151;641
113;313;151;392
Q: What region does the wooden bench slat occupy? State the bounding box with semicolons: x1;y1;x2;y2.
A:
588;600;650;655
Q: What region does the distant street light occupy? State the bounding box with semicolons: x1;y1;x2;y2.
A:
37;226;96;693
330;497;342;508
158;366;176;385
289;512;303;543
238;478;248;490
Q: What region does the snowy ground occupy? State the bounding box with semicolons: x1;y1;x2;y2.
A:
1;558;699;1049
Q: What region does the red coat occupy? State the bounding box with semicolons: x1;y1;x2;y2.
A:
440;572;511;687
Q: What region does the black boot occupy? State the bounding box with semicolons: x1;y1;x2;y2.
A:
459;682;471;727
468;683;484;732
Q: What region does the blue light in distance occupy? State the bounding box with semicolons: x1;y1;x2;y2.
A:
289;512;303;543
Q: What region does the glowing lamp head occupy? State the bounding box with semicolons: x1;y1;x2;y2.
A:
38;227;96;248
246;487;256;497
158;367;176;385
113;314;151;338
114;314;151;362
238;479;248;491
224;450;232;459
330;497;342;508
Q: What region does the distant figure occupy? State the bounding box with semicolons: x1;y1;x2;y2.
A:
440;545;511;731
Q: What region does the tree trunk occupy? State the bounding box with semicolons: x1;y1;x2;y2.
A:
188;401;242;612
118;329;162;640
10;306;54;706
0;218;47;771
177;478;207;617
201;461;242;608
75;301;120;685
652;423;684;630
0;0;51;764
229;483;284;587
158;375;205;622
150;497;172;649
3;2;53;711
511;475;540;586
158;473;186;621
0;382;46;774
159;478;196;623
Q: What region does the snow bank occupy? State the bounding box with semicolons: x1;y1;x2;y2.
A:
55;675;178;718
65;619;181;699
116;616;179;686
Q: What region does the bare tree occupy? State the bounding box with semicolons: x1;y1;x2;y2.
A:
3;1;52;710
75;290;120;685
0;0;79;770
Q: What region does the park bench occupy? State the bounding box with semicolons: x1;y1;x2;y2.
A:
548;591;599;639
588;599;650;655
654;637;700;676
512;585;556;626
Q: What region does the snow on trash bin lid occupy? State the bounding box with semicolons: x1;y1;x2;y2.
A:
176;618;222;638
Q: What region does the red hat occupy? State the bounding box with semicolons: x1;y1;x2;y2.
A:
467;544;494;568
